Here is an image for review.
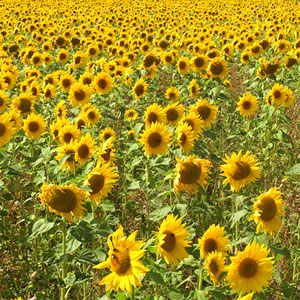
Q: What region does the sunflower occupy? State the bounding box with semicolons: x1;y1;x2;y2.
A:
204;251;227;286
55;141;76;173
249;188;284;236
125;109;138;121
176;123;195;153
12;93;35;115
59;124;81;144
98;137;116;163
94;225;148;293
0;91;9;112
74;133;97;165
237;94;259;117
157;214;191;265
263;59;281;77
85;106;101;126
237;293;254;300
138;122;171;157
132;78;148;101
4;109;23;132
79;72;94;88
249;42;263;57
0;114;15;147
55;100;67;119
189;79;199;98
39;183;86;222
142;53;158;70
164;102;185;126
227;241;274;294
165;86;180;102
220;151;261;192
180;113;203;137
144;103;166;127
57;49;70;64
94;72;113;95
198;224;229;259
177;56;190;75
69;82;90;107
241;51;251;65
85;162;118;203
189;98;218;128
285;57;298;69
128;129;136;138
29;81;41;100
191;55;208;72
270;83;286;106
283;87;294;107
174;155;211;195
207;57;228;79
100;127;116;143
44;84;56;101
23;113;47;139
1;71;16;90
60;73;75;92
31;53;43;67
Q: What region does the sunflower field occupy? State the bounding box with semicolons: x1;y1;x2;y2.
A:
1;0;300;299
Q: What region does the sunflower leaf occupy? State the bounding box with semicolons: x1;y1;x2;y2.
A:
31;218;55;238
230;209;248;229
146;271;165;286
287;164;300;175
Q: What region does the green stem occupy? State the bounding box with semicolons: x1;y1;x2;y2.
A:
61;221;67;300
198;267;203;291
131;287;135;300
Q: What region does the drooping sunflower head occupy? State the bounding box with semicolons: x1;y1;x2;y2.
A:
227;241;274;294
282;87;294;107
174;155;212;195
207;57;228;79
55;140;76;173
220;151;261;192
23;112;47;139
249;187;284;236
144;103;166;127
98;137;116;163
204;251;227;286
164;102;185;126
40;183;86;222
284;57;298;69
189;98;218;128
198;224;229;260
138;122;171;157
85;162;118;203
157;214;191;265
241;51;251;64
237;93;259;117
142;52;158;70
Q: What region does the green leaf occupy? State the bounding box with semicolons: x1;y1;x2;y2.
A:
230;209;248;229
191;290;207;300
149;206;171;222
168;291;184;300
64;273;76;286
287;164;300;175
253;293;267;300
115;293;127;300
128;181;140;190
282;282;296;298
31;218;54;238
100;200;115;212
269;243;290;257
77;248;99;265
146;271;165;285
70;221;93;243
66;234;82;253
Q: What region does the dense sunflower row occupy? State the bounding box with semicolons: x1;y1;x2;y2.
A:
1;0;299;299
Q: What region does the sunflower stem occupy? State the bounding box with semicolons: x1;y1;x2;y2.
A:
131;287;135;300
197;266;203;291
61;220;67;300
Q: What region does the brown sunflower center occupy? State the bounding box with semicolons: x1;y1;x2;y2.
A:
78;144;89;159
135;84;144;96
33;56;40;64
48;188;77;212
194;57;204;68
231;161;251;180
0;97;4;107
210;62;224;75
75;56;81;64
104;133;112;140
18;98;31;113
45;89;51;98
144;55;155;67
63;132;73;143
28;121;39;132
238;258;258;278
204;238;217;253
242;101;251;110
192;86;196;94
74;90;85;101
258;197;277;221
31;87;37;96
179;162;201;184
83;77;92;85
166;108;179;121
286;58;297;68
183;119;195;131
0;123;6;136
169;92;175;99
265;63;278;75
88;173;105;194
147;112;158;124
243;54;249;61
197;105;211;120
161;230;176;252
77;119;85;130
147;132;162;148
179;61;186;70
88;111;95;120
273;91;281;99
59;53;66;60
98;79;107;89
179;132;187;145
209;259;219;274
101;148;111;161
89;48;96;55
62;79;71;88
111;247;131;275
65;149;74;162
252;46;260;53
